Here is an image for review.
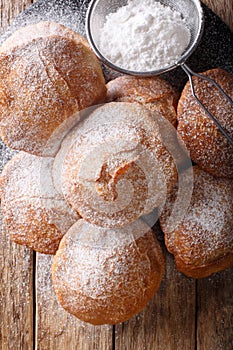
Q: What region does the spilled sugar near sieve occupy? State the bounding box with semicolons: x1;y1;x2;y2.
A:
86;0;233;145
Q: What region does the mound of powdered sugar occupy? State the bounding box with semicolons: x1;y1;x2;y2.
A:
99;0;191;72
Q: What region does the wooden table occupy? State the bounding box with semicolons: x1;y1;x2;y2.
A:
0;1;232;349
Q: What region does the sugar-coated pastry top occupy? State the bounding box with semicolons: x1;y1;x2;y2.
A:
52;219;165;325
0;151;79;254
53;102;178;228
106;75;179;126
177;68;233;178
160;166;233;278
0;21;106;156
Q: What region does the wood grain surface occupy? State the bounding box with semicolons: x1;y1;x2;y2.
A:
0;212;34;350
114;252;197;350
36;254;113;350
202;0;233;31
0;1;233;350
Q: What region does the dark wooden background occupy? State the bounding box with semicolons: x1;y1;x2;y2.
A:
0;1;232;349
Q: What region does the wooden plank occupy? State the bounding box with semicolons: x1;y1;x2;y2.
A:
115;250;196;350
0;2;36;349
36;253;113;350
201;0;233;31
0;212;34;350
197;267;233;350
0;0;34;34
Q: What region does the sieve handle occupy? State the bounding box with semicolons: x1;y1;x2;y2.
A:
181;63;233;146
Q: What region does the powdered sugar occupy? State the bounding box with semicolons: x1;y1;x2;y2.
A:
99;0;191;71
52;219;165;324
0;152;79;254
0;21;106;156
177;68;233;178
160;166;233;268
53;102;178;228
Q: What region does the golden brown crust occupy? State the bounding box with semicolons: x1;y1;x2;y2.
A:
0;21;106;156
53;102;178;228
106;75;179;126
0;152;79;254
160;166;233;278
177;68;233;178
52;219;165;325
174;252;233;279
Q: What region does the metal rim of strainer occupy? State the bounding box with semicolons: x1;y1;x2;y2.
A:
85;0;205;76
86;0;233;146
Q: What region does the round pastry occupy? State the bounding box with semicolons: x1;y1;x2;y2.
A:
177;68;233;178
160;166;233;278
53;102;178;228
0;21;106;156
106;75;179;126
52;219;165;325
0;152;79;254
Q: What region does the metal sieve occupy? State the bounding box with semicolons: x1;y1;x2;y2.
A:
86;0;233;145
